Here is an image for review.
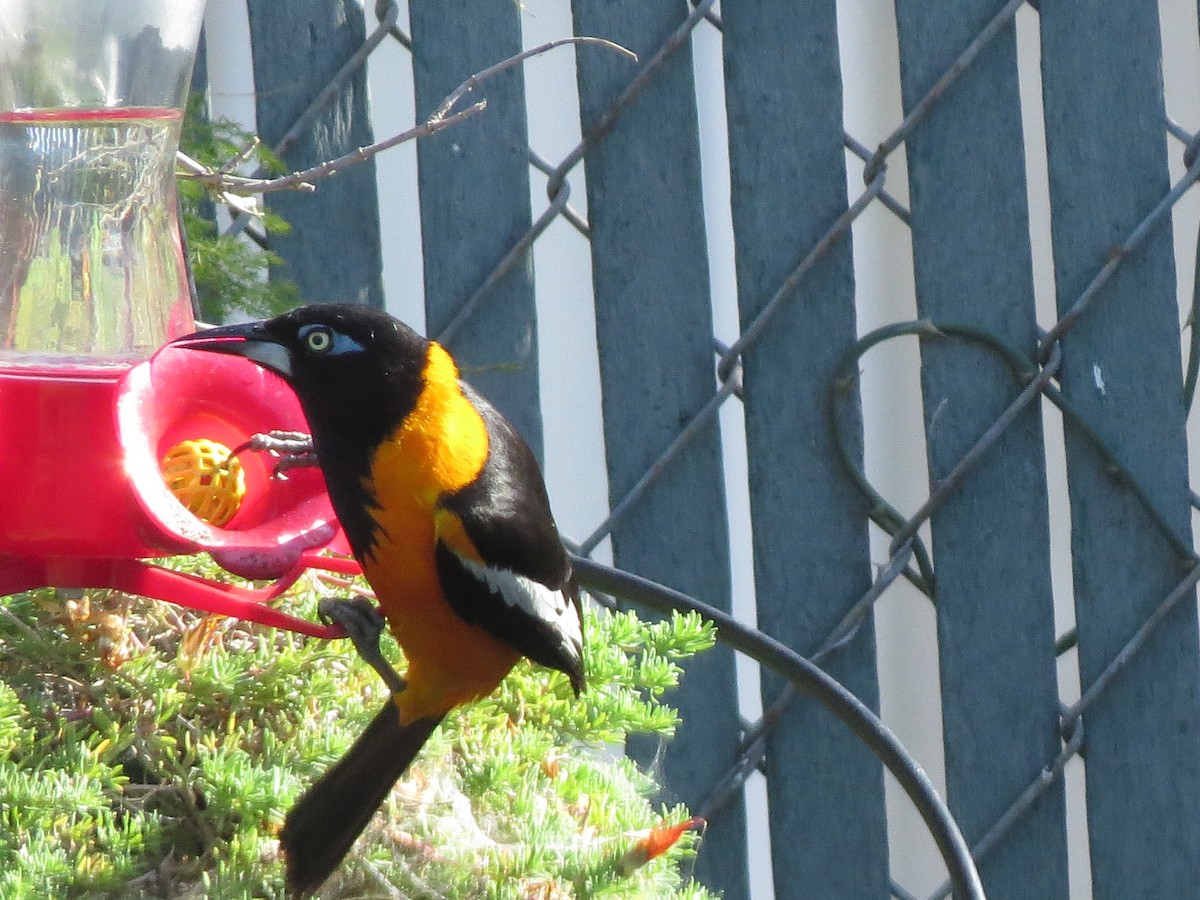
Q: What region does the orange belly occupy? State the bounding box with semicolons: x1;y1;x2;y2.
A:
361;513;520;725
355;340;518;724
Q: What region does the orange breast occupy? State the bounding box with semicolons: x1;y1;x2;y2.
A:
360;343;520;724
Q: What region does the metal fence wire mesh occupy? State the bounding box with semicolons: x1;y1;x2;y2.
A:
206;1;1200;897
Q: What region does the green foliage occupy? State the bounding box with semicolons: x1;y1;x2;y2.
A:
0;562;718;899
0;89;720;900
177;94;300;323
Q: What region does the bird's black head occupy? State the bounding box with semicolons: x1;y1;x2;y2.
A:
171;304;432;555
173;303;430;447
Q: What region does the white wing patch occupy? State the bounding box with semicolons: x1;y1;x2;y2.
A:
460;557;583;660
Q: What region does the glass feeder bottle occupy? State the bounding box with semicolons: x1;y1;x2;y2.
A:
0;0;207;370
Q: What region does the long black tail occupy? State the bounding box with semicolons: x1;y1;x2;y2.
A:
281;700;443;896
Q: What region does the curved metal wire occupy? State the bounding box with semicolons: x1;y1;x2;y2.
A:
570;555;986;900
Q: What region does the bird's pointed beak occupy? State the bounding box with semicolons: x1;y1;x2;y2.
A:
169;321;293;378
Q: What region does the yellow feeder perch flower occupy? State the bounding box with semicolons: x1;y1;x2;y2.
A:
161;439;246;527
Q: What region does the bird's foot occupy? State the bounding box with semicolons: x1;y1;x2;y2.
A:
232;430;318;478
318;597;407;695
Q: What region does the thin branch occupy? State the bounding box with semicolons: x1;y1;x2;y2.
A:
217;136;262;175
179;36;635;199
431;36;635;124
179;104;485;197
176;150;265;215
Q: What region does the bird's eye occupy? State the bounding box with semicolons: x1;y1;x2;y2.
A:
305;328;333;353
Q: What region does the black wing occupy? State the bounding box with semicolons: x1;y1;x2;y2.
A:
436;383;584;693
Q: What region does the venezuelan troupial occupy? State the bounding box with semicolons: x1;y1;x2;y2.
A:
174;304;584;895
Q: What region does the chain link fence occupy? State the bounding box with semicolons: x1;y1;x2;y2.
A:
201;1;1200;897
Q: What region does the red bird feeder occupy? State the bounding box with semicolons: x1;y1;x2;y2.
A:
0;0;353;637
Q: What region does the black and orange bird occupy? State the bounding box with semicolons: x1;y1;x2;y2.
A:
172;304;584;895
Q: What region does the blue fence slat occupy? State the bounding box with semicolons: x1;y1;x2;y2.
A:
721;2;889;897
189;26;208;115
1039;5;1200;897
409;1;543;457
892;5;1070;898
569;3;750;897
245;0;384;309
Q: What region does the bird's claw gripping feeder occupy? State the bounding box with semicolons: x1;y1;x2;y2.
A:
0;0;353;637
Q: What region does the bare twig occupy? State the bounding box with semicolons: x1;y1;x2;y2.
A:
218;136;262;175
178;104;484;197
430;36;635;124
175;150;266;215
178;35;635;200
